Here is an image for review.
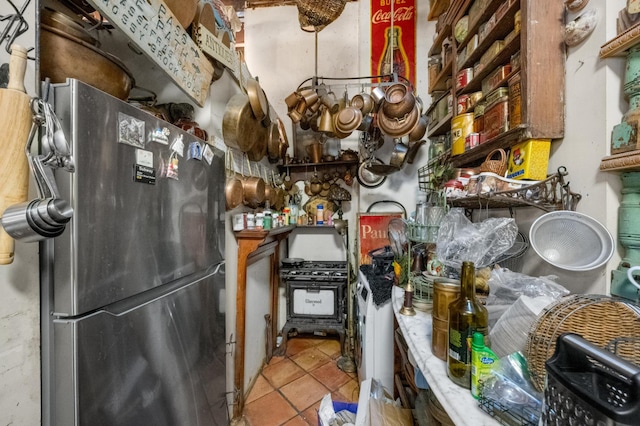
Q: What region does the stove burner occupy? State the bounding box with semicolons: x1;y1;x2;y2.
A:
281;259;348;282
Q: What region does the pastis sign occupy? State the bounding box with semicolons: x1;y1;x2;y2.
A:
86;0;214;106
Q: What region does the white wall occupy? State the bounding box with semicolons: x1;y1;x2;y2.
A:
0;3;41;425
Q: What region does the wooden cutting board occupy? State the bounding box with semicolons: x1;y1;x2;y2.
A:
0;45;32;265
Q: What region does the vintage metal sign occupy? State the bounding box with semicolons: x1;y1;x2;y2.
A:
358;213;404;265
370;0;417;88
86;0;214;106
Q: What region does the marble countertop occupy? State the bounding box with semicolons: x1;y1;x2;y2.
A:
392;286;500;426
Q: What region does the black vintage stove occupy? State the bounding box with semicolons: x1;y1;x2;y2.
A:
277;260;348;356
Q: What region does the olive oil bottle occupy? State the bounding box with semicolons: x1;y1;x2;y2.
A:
447;261;488;388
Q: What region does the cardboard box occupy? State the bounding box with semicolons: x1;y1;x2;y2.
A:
507;139;551;180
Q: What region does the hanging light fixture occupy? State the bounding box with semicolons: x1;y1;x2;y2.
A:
295;0;348;32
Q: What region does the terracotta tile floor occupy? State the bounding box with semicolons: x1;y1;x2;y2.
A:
241;336;360;426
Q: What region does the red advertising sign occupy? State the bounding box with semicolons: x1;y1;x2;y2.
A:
358;213;404;266
371;0;417;88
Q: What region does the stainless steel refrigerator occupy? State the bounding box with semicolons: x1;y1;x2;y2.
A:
41;79;227;426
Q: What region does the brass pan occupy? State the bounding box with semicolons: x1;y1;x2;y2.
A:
222;93;260;152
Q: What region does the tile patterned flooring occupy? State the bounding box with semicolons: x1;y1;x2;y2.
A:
241;336;360;426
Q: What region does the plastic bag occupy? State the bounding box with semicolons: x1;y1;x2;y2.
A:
435;208;518;270
486;268;569;305
480;352;542;425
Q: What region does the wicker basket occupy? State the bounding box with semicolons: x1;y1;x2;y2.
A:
479;148;508;176
525;294;640;392
296;0;347;32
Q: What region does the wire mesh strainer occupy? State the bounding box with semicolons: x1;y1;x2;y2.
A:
529;211;614;271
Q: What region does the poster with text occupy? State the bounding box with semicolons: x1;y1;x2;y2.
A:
371;0;416;88
358;213;404;266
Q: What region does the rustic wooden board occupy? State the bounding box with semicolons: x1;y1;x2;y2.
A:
194;24;250;88
600;21;640;58
86;0;214;106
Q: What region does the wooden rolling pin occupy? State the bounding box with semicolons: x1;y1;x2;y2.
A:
0;44;32;265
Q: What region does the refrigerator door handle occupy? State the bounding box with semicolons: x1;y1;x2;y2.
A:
81;264;226;318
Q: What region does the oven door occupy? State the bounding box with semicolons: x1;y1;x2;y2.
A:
286;281;344;322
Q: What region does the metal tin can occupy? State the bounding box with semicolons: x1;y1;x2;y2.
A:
451;113;474;156
432;278;461;361
483;96;510;140
465;132;481;150
456;67;474;90
457;94;470;114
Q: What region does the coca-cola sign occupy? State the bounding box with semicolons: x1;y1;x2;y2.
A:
371;6;415;24
371;0;416;87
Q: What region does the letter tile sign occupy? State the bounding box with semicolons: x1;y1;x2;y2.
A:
86;0;214;106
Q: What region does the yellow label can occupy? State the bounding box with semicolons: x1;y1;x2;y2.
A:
451;113;474;156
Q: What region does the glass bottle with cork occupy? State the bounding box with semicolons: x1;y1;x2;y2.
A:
447;261;488;388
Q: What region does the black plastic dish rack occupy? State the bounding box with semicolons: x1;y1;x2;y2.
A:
543;333;640;426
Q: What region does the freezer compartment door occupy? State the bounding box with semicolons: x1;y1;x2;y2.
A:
51;270;227;426
51;79;225;315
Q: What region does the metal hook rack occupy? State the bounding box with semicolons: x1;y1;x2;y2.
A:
0;0;34;59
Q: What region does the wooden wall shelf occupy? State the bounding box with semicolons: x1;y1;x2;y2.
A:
425;0;565;172
279;160;358;183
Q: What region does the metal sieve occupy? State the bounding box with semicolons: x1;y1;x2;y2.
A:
529;211;615;271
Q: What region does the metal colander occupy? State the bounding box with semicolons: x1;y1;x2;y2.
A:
529;211;614;271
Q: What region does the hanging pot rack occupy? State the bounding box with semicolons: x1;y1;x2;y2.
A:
295;0;409;94
295;73;412;93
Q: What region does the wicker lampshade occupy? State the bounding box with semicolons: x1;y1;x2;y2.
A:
296;0;347;32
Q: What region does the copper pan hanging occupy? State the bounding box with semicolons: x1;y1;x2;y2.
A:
222;93;259;152
225;150;243;210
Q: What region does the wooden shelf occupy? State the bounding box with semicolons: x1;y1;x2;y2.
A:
426;0;565;175
458;36;520;95
600;150;640;172
429;24;452;56
450;125;528;167
278;160;358;183
429;58;453;94
600;21;640;58
458;2;520;72
427;112;453;138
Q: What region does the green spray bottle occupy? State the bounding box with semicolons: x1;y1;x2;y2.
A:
471;332;498;399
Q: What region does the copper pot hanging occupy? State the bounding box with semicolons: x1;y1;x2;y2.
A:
241;157;265;209
225;151;243;210
223;93;261;153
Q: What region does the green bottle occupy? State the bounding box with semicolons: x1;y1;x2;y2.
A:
471;332;498;399
447;261;489;388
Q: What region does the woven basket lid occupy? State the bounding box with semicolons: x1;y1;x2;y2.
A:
525;294;640;392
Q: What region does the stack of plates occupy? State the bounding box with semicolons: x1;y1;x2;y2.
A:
489;295;553;358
